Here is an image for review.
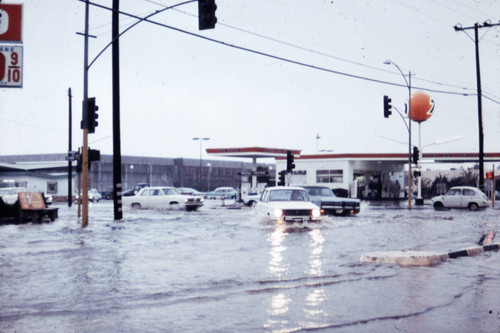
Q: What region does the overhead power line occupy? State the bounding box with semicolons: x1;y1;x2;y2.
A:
80;0;500;104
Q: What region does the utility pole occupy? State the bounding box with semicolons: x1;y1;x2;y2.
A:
454;20;500;191
81;0;90;227
68;88;73;207
112;0;123;220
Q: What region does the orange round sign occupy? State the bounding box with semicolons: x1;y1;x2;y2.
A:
406;91;434;122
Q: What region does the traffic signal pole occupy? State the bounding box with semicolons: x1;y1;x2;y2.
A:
81;0;90;227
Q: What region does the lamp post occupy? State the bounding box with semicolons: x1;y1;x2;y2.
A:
207;162;212;191
384;60;412;209
193;137;210;191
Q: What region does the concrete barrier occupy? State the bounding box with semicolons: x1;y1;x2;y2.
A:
360;243;500;267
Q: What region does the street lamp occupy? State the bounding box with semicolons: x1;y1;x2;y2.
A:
193;137;210;191
207;162;212;191
384;59;413;209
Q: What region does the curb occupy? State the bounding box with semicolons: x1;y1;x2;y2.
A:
360;242;500;267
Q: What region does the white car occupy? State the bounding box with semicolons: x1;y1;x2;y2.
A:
255;186;321;223
0;187;26;205
431;186;489;211
76;189;102;203
205;187;237;200
88;189;102;203
122;186;204;211
243;192;261;207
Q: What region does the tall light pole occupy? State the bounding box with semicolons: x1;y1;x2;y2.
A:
384;60;412;209
193;137;210;191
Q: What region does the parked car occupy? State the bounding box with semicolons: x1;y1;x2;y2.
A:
177;187;206;197
75;189;102;203
122;183;150;197
205;187;237;200
242;192;261;207
0;187;26;204
44;193;53;206
300;185;360;216
100;186;114;200
122;186;204;211
255;186;321;223
431;186;489;211
88;189;102;203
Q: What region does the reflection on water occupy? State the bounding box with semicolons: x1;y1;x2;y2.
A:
266;226;329;330
304;228;327;323
2;203;499;332
307;228;324;276
267;226;288;278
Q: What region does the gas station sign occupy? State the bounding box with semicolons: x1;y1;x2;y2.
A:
0;4;23;42
0;45;23;87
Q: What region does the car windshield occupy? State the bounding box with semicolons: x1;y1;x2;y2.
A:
269;189;309;202
305;187;334;197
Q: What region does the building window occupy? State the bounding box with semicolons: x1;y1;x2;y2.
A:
47;182;58;194
316;169;343;183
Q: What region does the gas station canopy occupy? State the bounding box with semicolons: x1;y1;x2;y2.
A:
206;147;301;159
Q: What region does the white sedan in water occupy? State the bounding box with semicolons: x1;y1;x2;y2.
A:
255;186;321;223
122;186;204;211
431;186;489;211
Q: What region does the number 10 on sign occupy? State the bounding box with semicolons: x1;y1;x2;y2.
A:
0;45;22;88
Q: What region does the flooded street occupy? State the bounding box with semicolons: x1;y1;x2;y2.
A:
1;201;499;332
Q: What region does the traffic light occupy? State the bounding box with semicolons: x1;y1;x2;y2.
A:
383;95;392;118
76;150;82;173
87;97;99;134
286;150;295;173
88;148;101;170
486;171;494;179
198;0;217;30
412;146;419;164
81;97;99;133
278;170;286;186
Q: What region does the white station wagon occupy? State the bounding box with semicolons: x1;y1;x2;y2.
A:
255;186;321;223
122;186;204;211
431;186;489;211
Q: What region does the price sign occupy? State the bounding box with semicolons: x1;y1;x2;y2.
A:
0;4;23;42
0;45;22;88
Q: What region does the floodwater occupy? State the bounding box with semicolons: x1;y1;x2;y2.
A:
1;200;499;332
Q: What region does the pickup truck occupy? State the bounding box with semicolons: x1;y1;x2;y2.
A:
300;185;360;216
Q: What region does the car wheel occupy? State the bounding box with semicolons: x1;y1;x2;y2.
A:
468;203;478;211
169;202;180;209
433;202;444;210
131;203;141;209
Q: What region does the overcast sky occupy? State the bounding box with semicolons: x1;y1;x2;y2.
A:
0;0;499;162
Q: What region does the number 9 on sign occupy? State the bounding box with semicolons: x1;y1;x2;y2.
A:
0;45;22;88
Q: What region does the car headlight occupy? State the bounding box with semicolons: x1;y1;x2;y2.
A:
311;208;321;218
272;208;283;219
